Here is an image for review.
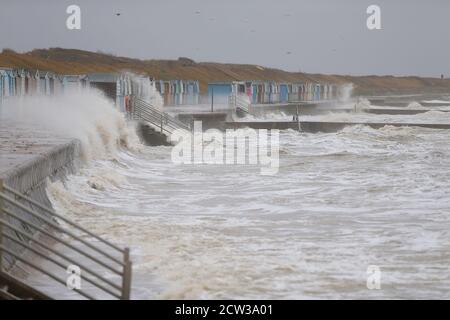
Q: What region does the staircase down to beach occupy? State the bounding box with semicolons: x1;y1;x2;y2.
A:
130;96;191;146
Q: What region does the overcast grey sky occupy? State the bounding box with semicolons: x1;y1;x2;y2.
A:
0;0;449;77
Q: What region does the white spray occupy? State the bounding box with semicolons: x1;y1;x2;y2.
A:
1;89;141;162
338;83;354;103
130;74;164;111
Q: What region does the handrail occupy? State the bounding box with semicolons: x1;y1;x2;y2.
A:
0;245;95;300
3;185;124;253
0;219;121;293
135;108;179;135
2;207;122;275
133;99;189;132
2;233;121;299
135;98;189;130
131;97;191;136
0;182;132;300
229;93;251;114
0;192;123;267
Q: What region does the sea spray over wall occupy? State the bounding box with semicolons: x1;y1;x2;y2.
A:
353;97;371;112
338;83;354;102
130;74;164;111
2;89;141;162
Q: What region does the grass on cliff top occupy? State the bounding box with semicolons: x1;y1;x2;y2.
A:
1;48;450;95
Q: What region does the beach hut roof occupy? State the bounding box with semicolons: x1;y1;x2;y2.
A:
209;81;245;85
63;74;88;81
86;73;120;83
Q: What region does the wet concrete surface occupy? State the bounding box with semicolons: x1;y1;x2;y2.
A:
0;118;73;178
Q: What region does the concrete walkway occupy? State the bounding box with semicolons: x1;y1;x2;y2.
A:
0;116;73;179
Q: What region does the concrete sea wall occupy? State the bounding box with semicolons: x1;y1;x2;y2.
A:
1;139;81;271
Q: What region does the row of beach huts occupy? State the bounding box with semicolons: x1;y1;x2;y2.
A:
1;68;340;109
208;81;338;105
0;68;200;110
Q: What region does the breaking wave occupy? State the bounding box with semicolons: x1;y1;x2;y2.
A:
2;89;142;161
44;123;450;299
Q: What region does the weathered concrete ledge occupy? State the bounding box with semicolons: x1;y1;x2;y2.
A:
226;121;450;133
1;140;80;195
177;112;228;131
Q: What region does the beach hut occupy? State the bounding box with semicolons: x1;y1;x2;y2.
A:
288;84;296;102
155;80;171;105
13;70;23;96
241;81;253;103
279;83;290;103
183;80;200;105
297;83;305;101
251;82;259;104
7;69;15;96
306;83;311;101
261;81;278;104
262;82;269;104
288;83;303;102
160;79;200;106
324;84;335;100
36;71;46;95
329;84;337;99
208;81;246;104
86;73;158;111
0;69;6;102
62;75;83;92
35;71;57;95
86;73;120;102
45;72;52;95
28;70;39;95
0;69;10;99
248;81;263;104
19;70;28;96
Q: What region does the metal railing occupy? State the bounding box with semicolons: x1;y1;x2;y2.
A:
0;180;132;300
131;97;191;136
229;93;251;114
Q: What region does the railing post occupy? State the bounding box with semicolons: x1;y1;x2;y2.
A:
160;114;163;133
122;248;132;300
